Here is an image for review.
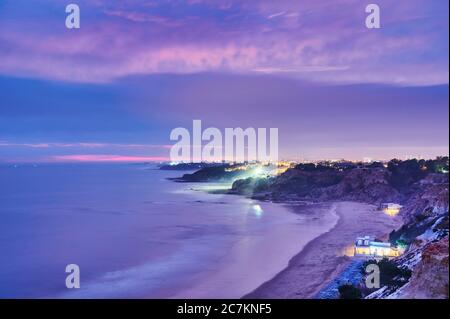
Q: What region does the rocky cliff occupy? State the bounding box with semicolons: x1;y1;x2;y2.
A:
396;237;449;299
231;167;402;203
367;231;449;299
366;183;449;300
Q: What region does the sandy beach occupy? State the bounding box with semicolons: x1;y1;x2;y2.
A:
244;201;403;299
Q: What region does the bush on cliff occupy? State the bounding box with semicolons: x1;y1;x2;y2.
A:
338;284;362;299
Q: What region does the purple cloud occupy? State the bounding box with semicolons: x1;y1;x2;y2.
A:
0;0;447;85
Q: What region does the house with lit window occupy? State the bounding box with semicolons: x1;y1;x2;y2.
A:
354;236;400;258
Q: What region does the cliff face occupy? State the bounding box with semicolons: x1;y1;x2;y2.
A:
231;167;402;203
367;202;448;299
231;165;448;212
265;168;344;198
312;168;401;203
396;237;449;299
401;173;449;223
388;174;449;245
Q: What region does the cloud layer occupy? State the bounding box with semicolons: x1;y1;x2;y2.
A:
0;0;448;85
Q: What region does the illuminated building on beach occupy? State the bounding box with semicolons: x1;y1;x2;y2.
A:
379;203;402;216
354;236;401;258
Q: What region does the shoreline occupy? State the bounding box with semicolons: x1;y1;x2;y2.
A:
243;201;403;299
169;185;338;299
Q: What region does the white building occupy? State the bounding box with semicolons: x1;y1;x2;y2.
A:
354;236;400;258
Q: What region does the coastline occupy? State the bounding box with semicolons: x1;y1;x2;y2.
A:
244;201;403;299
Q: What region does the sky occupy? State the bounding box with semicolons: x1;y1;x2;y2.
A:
0;0;448;162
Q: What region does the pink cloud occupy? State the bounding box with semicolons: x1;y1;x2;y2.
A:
51;155;169;162
0;142;50;148
0;142;172;149
0;0;447;85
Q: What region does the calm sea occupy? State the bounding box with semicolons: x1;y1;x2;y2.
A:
0;164;336;298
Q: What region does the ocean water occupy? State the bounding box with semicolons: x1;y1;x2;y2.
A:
0;164;337;298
